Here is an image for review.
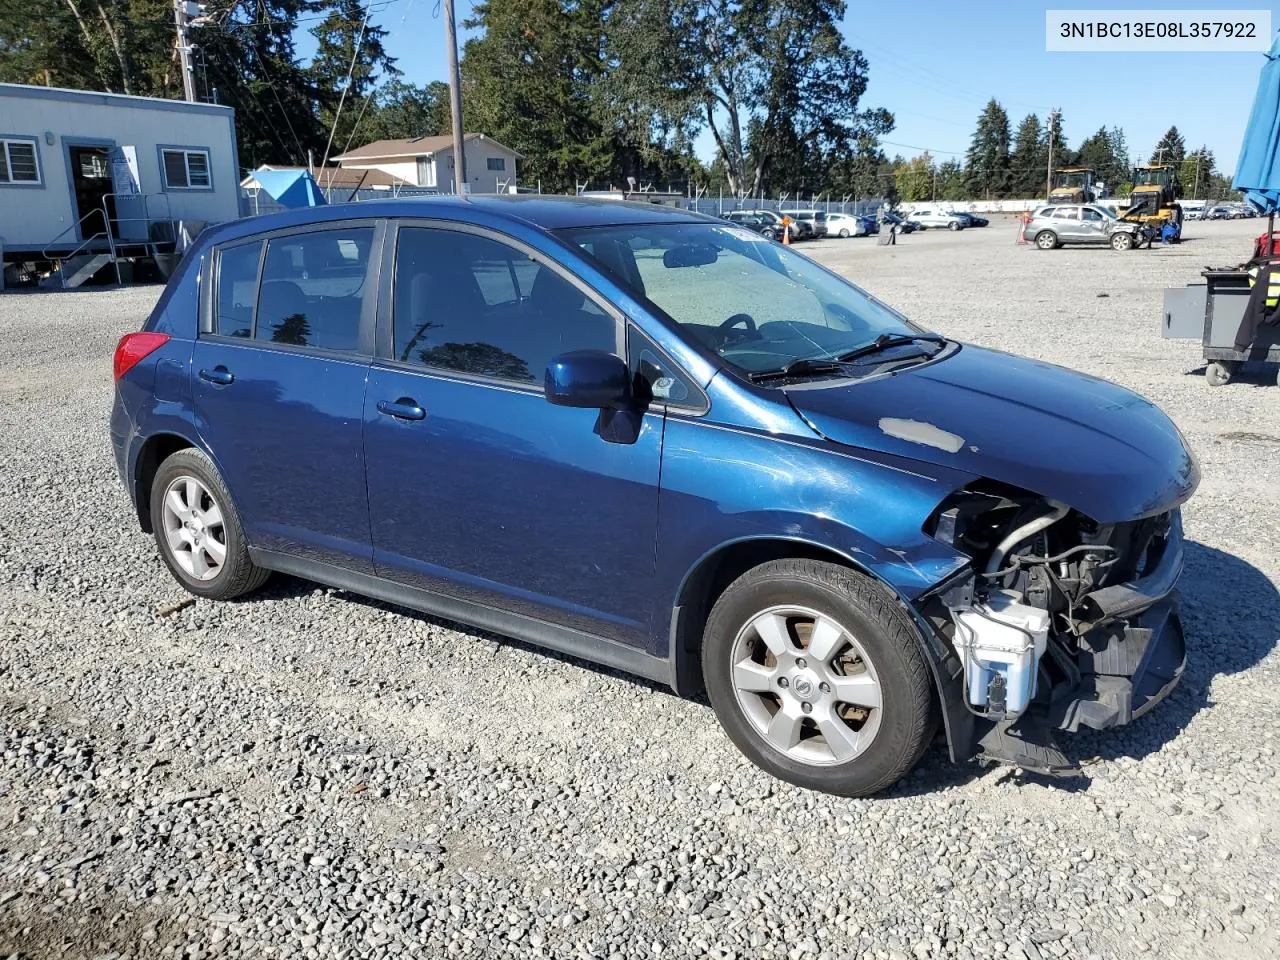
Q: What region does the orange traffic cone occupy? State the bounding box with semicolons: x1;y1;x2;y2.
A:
782;217;792;245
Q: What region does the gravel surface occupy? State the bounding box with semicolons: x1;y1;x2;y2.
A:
1;217;1278;960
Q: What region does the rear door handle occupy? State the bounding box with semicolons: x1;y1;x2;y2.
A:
377;398;426;421
199;367;234;385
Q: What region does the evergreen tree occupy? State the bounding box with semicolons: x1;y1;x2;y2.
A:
1076;126;1129;198
0;0;327;169
462;0;613;192
964;99;1010;199
1104;126;1129;194
1152;126;1186;166
310;0;400;158
1180;146;1215;200
1008;113;1043;197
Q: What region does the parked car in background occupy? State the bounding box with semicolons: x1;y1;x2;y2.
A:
780;209;828;238
825;212;869;238
1024;203;1147;251
723;210;785;240
880;212;918;234
956;212;989;228
111;196;1197;798
908;207;967;230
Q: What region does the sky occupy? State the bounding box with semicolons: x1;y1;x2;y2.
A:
304;0;1275;175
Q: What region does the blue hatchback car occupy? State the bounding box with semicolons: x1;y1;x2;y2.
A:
112;197;1198;796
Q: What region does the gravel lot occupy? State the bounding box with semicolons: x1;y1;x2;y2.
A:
1;217;1278;960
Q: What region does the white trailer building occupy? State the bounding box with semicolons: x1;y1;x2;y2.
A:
0;83;240;284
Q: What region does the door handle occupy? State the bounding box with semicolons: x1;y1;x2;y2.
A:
377;398;426;421
199;367;234;385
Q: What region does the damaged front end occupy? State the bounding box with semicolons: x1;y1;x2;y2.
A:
919;481;1187;775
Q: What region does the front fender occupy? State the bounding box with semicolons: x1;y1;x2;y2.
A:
654;414;976;640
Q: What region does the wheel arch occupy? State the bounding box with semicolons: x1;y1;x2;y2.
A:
132;430;203;533
669;536;900;697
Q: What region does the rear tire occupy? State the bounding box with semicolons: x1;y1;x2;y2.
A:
948;221;960;231
1035;231;1059;250
839;228;850;238
150;448;270;600
701;560;936;797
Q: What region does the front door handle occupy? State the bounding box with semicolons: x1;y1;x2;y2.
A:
199;366;234;385
377;398;426;421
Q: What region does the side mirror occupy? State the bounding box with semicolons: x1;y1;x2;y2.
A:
544;350;632;409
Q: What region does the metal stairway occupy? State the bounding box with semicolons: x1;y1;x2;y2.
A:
61;253;113;288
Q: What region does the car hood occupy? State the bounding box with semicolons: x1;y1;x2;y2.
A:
785;345;1198;523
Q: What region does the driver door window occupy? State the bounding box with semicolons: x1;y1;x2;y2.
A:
392;227;618;383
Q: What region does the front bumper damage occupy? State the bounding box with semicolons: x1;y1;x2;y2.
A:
923;512;1187;776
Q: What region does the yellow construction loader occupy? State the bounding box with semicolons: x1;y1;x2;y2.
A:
1048;167;1096;204
1118;164;1183;240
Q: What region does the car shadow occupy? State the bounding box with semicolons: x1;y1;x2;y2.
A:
251;539;1276;796
256;573;682;698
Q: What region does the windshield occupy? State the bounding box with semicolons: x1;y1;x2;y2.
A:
560;222;925;376
1133;168;1168;186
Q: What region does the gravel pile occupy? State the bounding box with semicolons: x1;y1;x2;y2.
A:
0;219;1277;960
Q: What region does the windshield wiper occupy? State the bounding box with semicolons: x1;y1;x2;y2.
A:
747;334;948;383
747;357;850;383
835;333;947;363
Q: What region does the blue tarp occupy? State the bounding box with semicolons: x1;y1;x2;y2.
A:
1234;34;1280;212
250;168;328;209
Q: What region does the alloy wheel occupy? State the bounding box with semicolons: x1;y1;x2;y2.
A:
161;475;227;581
730;604;883;766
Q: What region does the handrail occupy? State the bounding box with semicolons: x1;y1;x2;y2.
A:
61;230;108;263
41;208;107;261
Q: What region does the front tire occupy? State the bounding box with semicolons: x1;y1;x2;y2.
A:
948;221;960;231
838;228;850;238
1035;230;1059;250
150;448;270;600
1111;231;1135;251
702;560;935;797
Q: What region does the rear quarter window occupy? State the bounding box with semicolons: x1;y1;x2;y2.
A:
214;241;263;338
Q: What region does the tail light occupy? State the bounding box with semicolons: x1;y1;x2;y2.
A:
113;332;170;381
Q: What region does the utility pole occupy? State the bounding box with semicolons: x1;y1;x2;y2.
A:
1045;108;1060;200
442;0;467;193
173;0;197;103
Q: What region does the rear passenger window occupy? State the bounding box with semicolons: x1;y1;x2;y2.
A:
214;241;262;338
255;228;374;352
393;227;616;383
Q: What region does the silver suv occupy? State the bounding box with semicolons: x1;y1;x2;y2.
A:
1026;204;1147;251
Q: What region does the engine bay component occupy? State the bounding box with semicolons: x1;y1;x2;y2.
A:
923;481;1188;775
953;590;1050;719
983;500;1069;574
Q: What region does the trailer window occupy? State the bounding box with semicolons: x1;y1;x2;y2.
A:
161;148;212;190
0;138;41;185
